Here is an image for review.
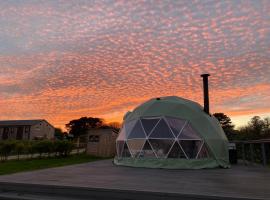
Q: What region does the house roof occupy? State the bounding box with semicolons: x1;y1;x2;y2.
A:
0;119;46;126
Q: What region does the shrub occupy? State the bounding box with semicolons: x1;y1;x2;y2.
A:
32;140;53;157
0;140;16;161
55;141;74;157
0;140;75;160
24;141;36;158
14;141;26;160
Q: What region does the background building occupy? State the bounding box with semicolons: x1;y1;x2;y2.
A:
0;119;55;140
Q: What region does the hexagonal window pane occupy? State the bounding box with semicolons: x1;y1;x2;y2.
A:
179;140;203;159
149;139;174;158
127;139;146;158
116;140;125;158
165;117;187;137
149;118;174;139
178;123;201;140
127;120;146;139
138;140;156;158
141;118;160;136
167;142;187;159
197;143;210;159
117;128;126;141
122;142;131;157
125;120;137;137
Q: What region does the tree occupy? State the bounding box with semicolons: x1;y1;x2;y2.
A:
54;128;64;140
213;113;235;140
108;122;121;131
248;116;264;137
55;128;65;140
237;116;270;140
66;117;104;138
263;117;270;136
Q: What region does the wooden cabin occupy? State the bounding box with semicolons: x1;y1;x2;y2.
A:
86;128;118;157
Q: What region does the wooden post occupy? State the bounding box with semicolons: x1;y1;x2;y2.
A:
250;143;254;164
261;143;267;166
77;137;80;155
242;143;246;165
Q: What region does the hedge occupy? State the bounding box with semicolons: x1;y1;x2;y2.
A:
0;140;75;161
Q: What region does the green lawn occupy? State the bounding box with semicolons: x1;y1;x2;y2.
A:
0;154;105;175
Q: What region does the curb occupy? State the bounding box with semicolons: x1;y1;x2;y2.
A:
0;182;264;200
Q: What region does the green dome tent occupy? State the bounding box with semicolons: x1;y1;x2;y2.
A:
114;96;230;169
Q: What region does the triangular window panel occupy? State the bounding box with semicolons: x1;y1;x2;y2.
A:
122;142;131;157
127;120;146;139
125;120;137;137
149;139;174;158
141;118;160;136
138;140;156;158
167;142;187;158
165;117;187;137
116;140;125;158
197;143;210;159
179;140;203;159
178;123;201;140
117;128;126;141
127;139;146;158
149;118;174;139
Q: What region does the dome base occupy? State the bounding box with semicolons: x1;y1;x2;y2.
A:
114;157;230;169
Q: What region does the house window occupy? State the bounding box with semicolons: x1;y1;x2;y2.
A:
89;135;100;143
24;126;31;140
2;128;9;140
16;127;24;140
9;127;17;139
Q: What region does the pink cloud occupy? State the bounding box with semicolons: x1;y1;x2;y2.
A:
0;0;269;129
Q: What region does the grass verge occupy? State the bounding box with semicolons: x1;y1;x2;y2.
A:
0;154;106;175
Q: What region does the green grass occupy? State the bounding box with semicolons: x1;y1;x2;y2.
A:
0;154;106;175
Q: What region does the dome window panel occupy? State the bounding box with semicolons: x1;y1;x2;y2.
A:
178;123;201;140
179;140;203;159
148;139;175;158
122;142;132;158
125;120;137;137
138;140;156;158
167;142;187;159
165;117;187;137
197;143;210;159
117;128;126;141
141;118;160;136
116;140;125;158
149;118;174;139
127;120;146;139
127;139;146;158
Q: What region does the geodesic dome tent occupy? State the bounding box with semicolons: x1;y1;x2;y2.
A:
114;96;230;169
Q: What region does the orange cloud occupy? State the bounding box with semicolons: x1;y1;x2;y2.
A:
0;1;269;129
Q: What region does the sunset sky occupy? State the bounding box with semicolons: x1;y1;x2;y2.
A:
0;0;269;130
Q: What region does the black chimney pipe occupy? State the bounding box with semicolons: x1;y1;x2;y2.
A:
201;74;210;114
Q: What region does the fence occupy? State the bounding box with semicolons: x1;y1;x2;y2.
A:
0;140;84;161
233;139;270;166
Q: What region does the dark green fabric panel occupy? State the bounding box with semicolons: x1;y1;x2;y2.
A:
114;157;230;169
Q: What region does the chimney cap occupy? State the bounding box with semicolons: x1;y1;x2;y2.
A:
201;73;210;77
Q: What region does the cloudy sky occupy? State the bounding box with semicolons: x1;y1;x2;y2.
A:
0;0;269;129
